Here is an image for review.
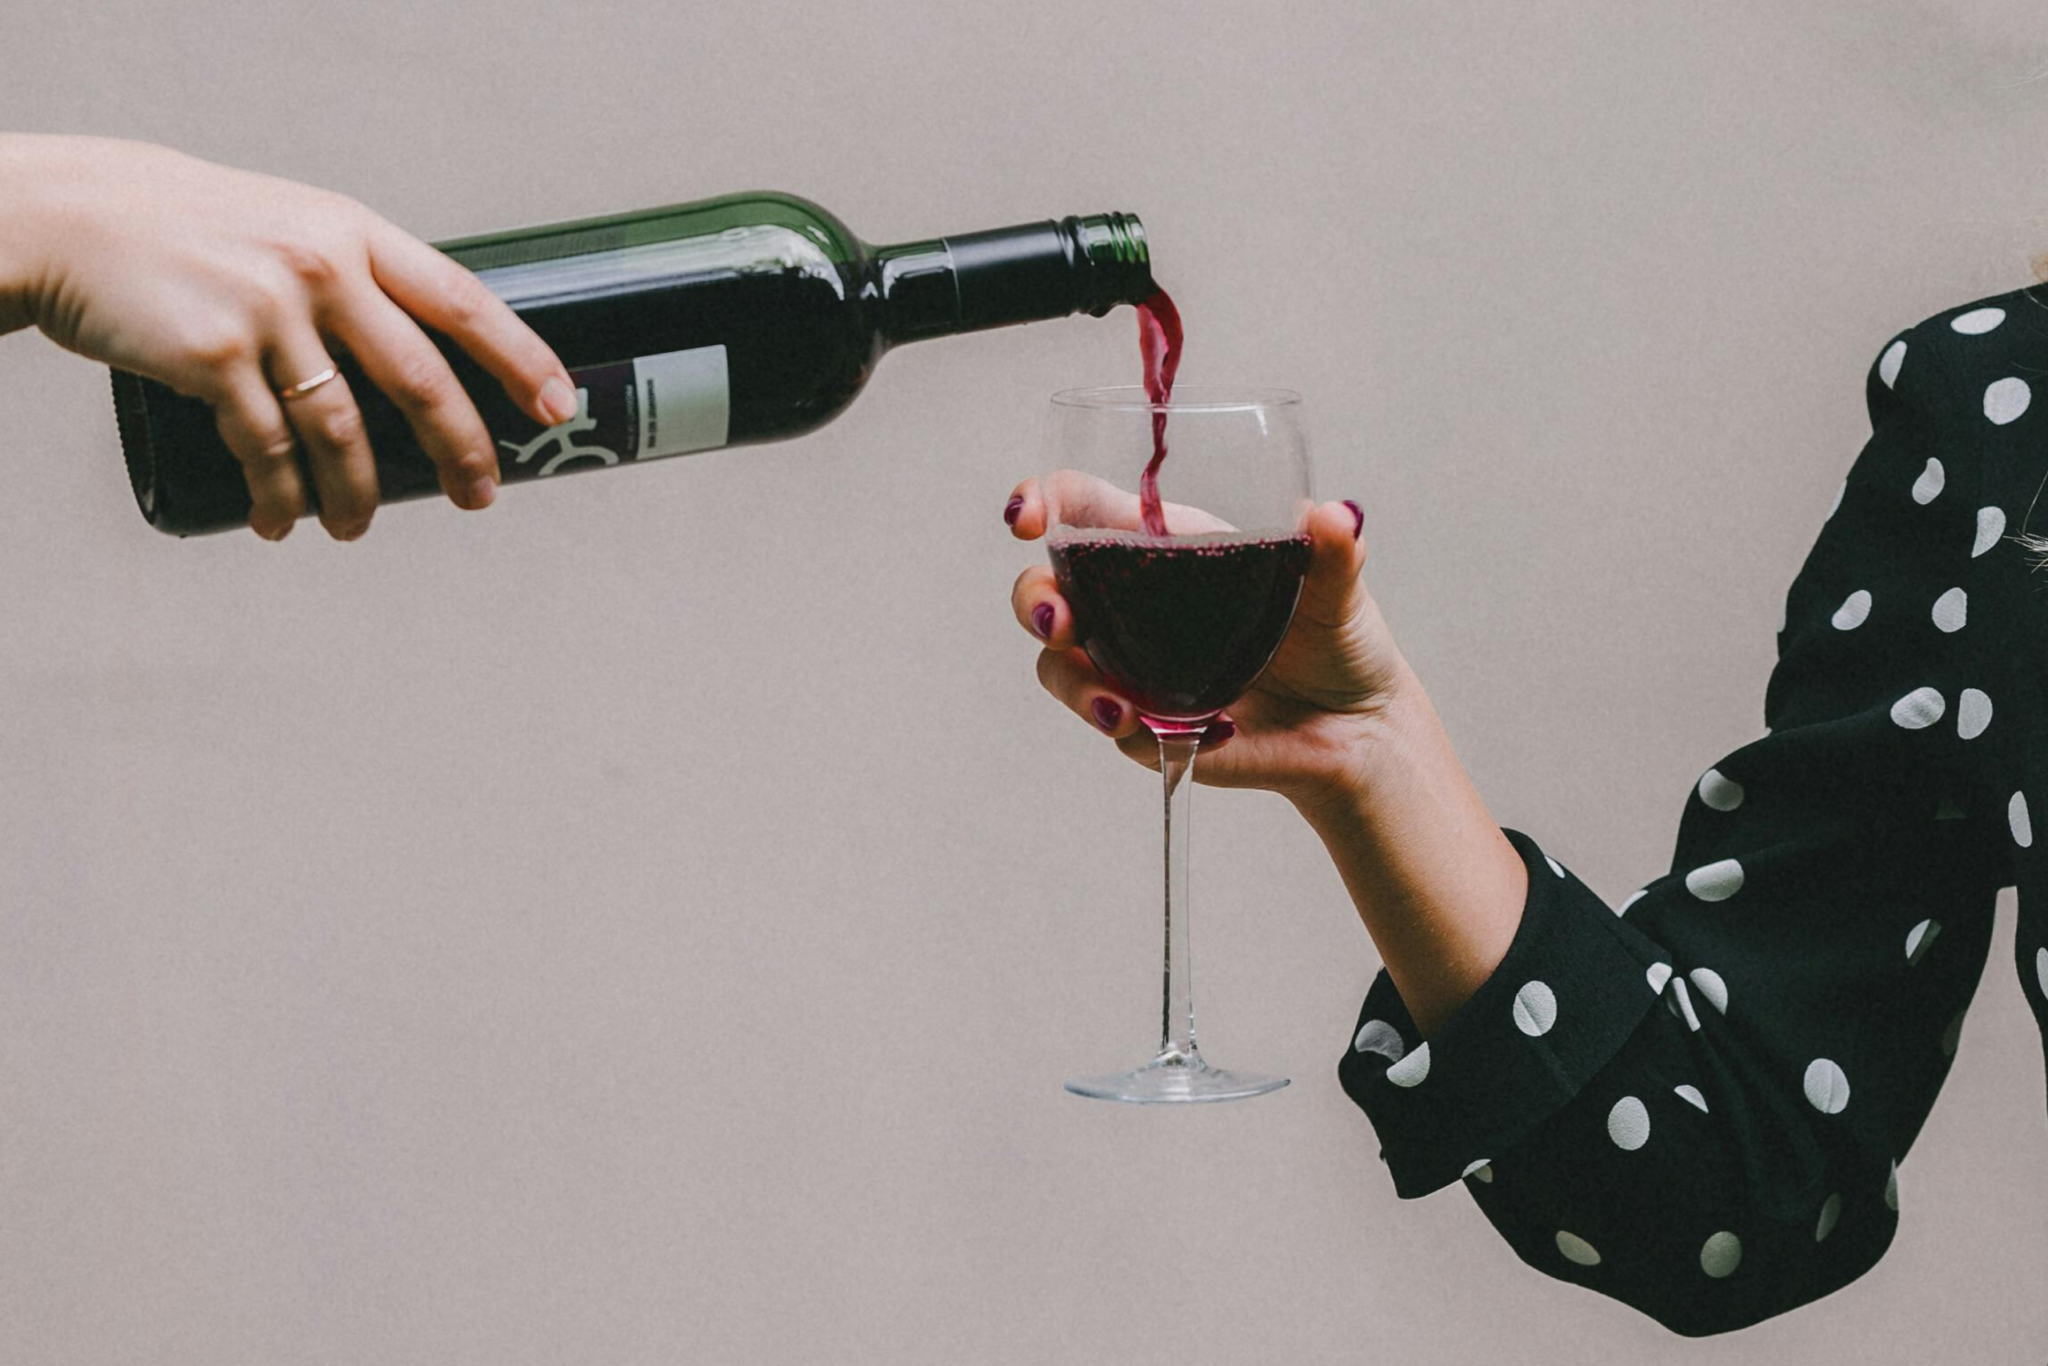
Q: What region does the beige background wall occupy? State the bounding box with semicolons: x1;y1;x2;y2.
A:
3;2;2047;1361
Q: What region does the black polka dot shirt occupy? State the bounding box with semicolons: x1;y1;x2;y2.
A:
1339;290;2048;1337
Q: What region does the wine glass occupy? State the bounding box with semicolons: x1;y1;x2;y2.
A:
1042;385;1313;1103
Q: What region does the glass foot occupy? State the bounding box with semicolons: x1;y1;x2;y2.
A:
1065;1049;1290;1104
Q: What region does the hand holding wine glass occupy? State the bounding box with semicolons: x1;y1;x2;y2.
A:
1006;475;1417;815
1008;434;1529;1056
1011;386;1438;1102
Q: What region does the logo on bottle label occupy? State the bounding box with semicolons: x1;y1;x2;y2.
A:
496;386;619;476
498;344;730;478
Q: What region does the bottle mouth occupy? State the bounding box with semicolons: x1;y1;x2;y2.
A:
1074;213;1148;269
1068;212;1154;313
1050;384;1303;413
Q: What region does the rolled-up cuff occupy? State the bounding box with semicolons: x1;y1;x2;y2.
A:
1339;828;1669;1197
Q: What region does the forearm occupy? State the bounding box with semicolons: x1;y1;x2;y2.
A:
1295;669;1527;1038
0;133;61;336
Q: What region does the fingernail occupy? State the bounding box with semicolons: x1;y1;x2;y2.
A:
1004;494;1025;527
1091;697;1123;732
466;476;496;509
1343;500;1365;539
540;377;577;425
1203;718;1236;744
1031;603;1055;639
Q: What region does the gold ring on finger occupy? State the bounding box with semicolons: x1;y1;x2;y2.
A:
276;366;339;401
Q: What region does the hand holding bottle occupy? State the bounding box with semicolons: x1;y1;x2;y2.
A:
105;188;1154;537
0;133;576;539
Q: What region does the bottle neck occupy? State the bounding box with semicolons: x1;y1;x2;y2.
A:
875;212;1153;346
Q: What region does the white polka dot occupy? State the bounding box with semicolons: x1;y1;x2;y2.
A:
1353;1019;1406;1063
1816;1193;1842;1242
1513;980;1558;1037
2011;791;2033;848
1934;796;1965;821
1462;1158;1493;1182
1942;1008;1966;1058
1607;1095;1650;1150
1952;306;2006;335
1618;889;1648;916
1543;854;1566;879
1555;1231;1601;1267
1957;688;1992;740
1911;458;1945;505
1688;967;1729;1015
1804;1058;1850;1114
1700;1231;1742;1279
1684;859;1744;902
1386;1042;1431;1087
1674;1084;1708;1113
1667;976;1701;1032
2036;946;2047;999
1878;339;1907;388
1831;590;1872;630
1984;377;2032;425
1931;586;1967;632
1646;961;1673;996
1890;687;1946;730
1826;479;1846;521
1905;919;1941;966
1974;506;2006;557
1698;768;1745;811
1884;1161;1899;1212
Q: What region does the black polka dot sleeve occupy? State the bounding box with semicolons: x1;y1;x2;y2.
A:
1338;311;2021;1337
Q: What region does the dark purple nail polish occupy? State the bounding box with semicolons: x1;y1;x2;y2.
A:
1091;697;1123;732
1203;718;1237;744
1343;499;1365;539
1004;494;1025;527
1031;603;1055;639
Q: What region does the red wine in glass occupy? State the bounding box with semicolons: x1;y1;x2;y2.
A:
1049;532;1312;724
1072;285;1304;724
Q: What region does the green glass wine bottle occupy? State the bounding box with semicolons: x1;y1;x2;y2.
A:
109;192;1153;536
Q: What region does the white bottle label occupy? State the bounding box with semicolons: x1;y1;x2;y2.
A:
633;344;729;460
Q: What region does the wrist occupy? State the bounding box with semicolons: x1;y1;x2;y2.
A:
0;134;65;335
1283;663;1439;832
1285;664;1527;1036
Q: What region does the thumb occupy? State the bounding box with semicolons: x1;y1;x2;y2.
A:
1293;498;1368;625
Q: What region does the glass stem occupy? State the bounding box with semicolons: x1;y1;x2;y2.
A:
1157;730;1201;1066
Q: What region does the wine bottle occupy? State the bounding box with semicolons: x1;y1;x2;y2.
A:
109;192;1154;536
